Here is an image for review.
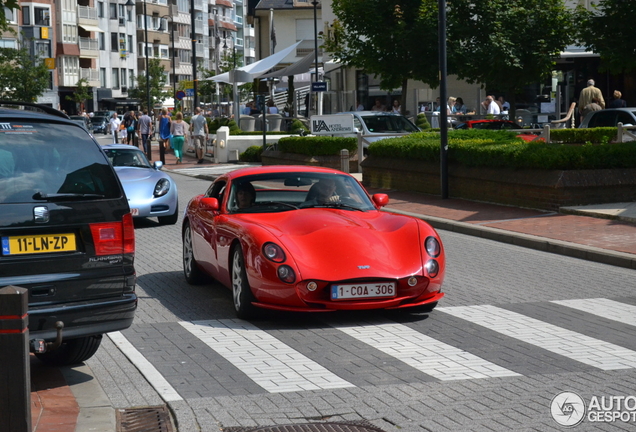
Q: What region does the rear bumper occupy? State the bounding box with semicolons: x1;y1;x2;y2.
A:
28;293;138;341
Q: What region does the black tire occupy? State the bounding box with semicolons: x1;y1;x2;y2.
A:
158;203;179;225
231;244;257;320
34;335;102;366
183;222;206;284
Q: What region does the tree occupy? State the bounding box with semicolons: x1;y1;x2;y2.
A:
128;58;168;110
65;78;92;113
448;0;574;118
576;0;636;74
0;45;51;102
323;0;442;110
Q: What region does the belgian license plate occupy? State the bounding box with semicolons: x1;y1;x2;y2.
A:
131;208;139;216
1;234;76;256
331;282;396;300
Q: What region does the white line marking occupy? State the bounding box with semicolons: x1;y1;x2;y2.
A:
332;320;520;381
551;298;636;327
438;305;636;371
180;319;355;393
108;331;183;402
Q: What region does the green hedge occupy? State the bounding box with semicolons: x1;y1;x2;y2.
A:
367;129;636;170
240;145;263;162
550;127;617;144
277;136;358;156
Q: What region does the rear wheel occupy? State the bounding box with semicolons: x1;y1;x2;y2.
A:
231;245;257;320
34;335;102;366
183;222;206;284
158;203;179;225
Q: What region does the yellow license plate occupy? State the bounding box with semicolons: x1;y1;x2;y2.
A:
2;233;76;255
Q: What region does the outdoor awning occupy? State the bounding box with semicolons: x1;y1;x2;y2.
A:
259;51;315;79
200;41;303;84
78;24;104;33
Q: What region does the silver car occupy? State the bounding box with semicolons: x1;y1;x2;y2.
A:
102;144;179;225
579;107;636;128
339;111;420;148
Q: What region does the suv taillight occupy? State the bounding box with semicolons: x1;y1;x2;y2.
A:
90;213;135;256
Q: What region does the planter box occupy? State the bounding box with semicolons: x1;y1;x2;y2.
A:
262;150;359;173
361;156;636;211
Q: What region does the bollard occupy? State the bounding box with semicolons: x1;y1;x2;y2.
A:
0;286;31;432
340;149;350;173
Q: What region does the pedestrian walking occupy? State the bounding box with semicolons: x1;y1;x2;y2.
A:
137;109;153;159
108;113;121;144
170;111;187;164
190;107;209;164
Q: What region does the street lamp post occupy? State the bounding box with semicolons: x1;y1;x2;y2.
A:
311;1;320;116
158;15;176;165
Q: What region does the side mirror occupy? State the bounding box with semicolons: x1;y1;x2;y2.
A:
372;193;389;207
153;161;163;170
200;197;219;212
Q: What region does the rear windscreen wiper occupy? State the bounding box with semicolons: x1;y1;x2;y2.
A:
32;192;106;201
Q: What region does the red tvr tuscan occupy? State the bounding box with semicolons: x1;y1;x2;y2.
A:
182;165;445;319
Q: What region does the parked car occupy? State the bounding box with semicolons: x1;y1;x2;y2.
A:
93;110;116;119
69;115;93;133
102;144;179;225
0;101;137;365
454;119;541;141
579;108;636;128
342;111;420;143
91;115;109;134
182;165;445;319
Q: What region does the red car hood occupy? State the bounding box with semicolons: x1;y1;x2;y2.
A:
238;209;425;280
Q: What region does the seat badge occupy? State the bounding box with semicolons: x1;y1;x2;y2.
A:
34;206;50;223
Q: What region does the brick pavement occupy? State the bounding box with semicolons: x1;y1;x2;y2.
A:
29;148;636;431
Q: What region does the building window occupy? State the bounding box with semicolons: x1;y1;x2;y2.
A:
111;32;118;52
97;1;104;18
4;7;17;24
22;6;30;25
127;35;133;53
0;39;16;48
35;41;50;59
63;24;78;44
111;68;120;89
34;7;50;26
109;3;117;20
160;47;168;58
99;32;105;50
100;68;106;87
121;69;127;87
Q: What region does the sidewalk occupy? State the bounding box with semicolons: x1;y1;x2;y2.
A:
30;146;636;432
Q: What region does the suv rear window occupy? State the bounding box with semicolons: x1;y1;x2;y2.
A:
0;121;121;203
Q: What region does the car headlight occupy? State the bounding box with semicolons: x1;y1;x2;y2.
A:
425;236;440;258
425;259;439;278
263;242;286;263
154;178;170;197
277;265;296;284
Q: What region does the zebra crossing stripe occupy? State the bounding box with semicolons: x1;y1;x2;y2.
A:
108;332;183;402
179;319;355;393
437;305;636;371
550;298;636;327
332;321;520;381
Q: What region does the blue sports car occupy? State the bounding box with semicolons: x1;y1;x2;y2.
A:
103;144;179;225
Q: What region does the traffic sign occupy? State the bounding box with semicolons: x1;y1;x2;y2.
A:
176;90;185;100
311;81;327;92
185;89;194;97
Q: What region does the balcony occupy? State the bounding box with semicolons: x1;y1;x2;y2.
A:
77;5;97;23
79;37;99;58
80;68;100;86
234;37;243;47
193;0;203;10
234;15;243;25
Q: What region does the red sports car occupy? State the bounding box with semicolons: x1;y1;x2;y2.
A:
182;165;445;319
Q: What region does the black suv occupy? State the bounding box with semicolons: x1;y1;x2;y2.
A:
0;102;137;365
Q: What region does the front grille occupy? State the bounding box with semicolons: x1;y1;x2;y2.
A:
222;421;389;432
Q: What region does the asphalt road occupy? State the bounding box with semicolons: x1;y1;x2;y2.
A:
82;170;636;432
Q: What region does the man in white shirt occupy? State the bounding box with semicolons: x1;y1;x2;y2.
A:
482;95;501;115
190;107;209;164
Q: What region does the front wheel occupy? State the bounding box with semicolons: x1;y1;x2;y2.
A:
183;222;206;284
34;335;102;366
231;245;257;320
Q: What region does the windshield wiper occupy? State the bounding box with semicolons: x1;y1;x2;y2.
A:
306;202;363;211
32;192;106;201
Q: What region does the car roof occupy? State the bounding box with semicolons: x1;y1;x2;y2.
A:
102;144;144;150
222;165;350;181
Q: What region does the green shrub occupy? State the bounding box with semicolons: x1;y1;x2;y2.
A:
240;145;263;162
367;129;636;170
277;136;357;156
415;114;431;130
289;119;309;135
209;117;241;134
550;127;617;144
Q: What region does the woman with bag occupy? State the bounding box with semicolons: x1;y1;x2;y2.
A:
123;111;136;145
169;111;187;164
158;108;172;164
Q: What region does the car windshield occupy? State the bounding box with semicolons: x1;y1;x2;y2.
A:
104;148;152;168
0;121;120;203
91;116;107;124
224;172;376;213
360;115;419;133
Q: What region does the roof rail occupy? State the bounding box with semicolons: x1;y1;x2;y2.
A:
0;101;70;119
